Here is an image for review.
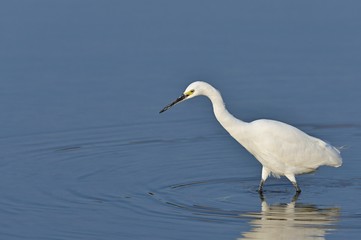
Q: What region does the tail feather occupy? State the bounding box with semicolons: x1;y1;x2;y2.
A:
325;143;343;167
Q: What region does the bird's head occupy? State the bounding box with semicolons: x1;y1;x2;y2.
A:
159;81;207;113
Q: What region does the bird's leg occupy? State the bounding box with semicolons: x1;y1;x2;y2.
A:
258;179;265;193
258;167;270;193
285;173;302;193
292;182;302;193
291;191;301;202
258;189;265;202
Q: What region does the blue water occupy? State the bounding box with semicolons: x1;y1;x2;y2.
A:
0;1;360;239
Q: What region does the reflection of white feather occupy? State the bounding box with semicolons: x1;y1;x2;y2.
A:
239;199;340;240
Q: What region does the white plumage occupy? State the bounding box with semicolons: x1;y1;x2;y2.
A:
160;81;342;193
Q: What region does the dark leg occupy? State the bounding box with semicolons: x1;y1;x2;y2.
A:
259;167;270;193
291;181;302;193
258;190;265;202
258;179;265;193
291;191;301;202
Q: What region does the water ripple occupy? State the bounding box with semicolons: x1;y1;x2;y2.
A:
0;121;359;239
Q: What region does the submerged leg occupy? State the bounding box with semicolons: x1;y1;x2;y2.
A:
285;173;302;193
258;179;265;193
258;167;271;193
292;182;302;193
291;191;301;202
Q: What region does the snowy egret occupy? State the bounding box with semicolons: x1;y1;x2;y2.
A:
159;81;342;193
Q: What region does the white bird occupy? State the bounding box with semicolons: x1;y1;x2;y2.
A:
160;81;342;193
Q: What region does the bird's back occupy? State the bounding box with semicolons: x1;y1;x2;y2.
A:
234;119;342;175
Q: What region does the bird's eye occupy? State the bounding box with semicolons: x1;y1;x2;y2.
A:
184;89;195;97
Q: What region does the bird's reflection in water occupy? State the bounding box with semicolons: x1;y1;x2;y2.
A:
239;193;340;240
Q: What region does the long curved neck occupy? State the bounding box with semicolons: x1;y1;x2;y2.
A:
205;86;246;135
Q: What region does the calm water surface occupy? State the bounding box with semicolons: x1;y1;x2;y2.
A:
1;1;361;239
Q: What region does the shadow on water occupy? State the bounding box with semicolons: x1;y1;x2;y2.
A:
239;193;340;240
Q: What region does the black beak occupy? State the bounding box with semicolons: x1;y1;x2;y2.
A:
159;94;186;113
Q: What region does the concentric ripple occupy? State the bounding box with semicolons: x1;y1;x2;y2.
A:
146;176;357;221
0;121;359;239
